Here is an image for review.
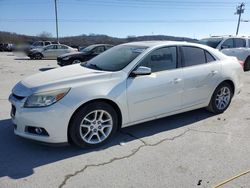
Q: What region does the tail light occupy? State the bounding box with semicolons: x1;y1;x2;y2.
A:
238;60;244;69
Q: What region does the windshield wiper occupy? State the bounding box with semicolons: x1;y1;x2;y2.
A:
89;63;103;70
81;61;103;71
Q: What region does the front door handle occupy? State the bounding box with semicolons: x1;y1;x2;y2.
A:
173;78;182;84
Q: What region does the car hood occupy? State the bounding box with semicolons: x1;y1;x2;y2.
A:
58;51;89;58
12;64;113;96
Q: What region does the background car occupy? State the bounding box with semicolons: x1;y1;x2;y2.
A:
27;44;78;60
199;36;250;71
0;43;13;52
57;44;113;66
9;41;243;148
25;41;59;55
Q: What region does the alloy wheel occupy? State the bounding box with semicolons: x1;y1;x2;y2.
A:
79;110;113;144
215;86;231;110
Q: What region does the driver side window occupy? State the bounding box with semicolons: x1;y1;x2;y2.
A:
93;46;105;54
139;47;177;73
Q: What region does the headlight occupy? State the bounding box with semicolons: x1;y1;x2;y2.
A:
24;88;70;108
62;56;70;60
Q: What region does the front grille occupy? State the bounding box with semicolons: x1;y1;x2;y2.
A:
12;93;25;100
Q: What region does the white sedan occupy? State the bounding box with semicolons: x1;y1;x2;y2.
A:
9;41;243;148
27;44;77;60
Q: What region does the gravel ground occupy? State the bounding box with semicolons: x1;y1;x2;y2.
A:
0;52;250;188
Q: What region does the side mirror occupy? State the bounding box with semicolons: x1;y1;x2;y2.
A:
131;66;151;77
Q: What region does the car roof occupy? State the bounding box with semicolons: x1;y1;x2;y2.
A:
121;40;229;61
202;36;250;39
121;40;203;48
87;44;113;47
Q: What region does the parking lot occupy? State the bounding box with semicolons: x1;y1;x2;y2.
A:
0;51;250;188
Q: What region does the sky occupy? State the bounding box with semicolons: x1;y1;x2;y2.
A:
0;0;249;39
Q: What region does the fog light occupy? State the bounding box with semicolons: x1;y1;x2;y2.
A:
35;128;43;134
25;126;49;136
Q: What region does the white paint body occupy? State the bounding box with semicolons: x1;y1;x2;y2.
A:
32;44;77;59
9;41;243;143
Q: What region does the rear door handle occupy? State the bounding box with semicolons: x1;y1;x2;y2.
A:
173;78;182;84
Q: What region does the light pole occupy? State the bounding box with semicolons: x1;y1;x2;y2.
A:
235;2;245;35
54;0;59;43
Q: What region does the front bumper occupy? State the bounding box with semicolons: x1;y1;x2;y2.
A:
9;94;71;144
57;57;71;66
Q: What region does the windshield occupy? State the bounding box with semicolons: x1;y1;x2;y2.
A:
199;38;223;48
81;45;148;71
32;42;43;47
81;45;97;52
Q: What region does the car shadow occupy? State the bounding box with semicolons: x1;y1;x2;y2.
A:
14;58;31;60
39;67;56;72
0;108;213;179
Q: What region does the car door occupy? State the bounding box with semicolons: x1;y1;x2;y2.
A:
126;46;183;122
53;45;68;57
181;46;221;108
42;45;57;58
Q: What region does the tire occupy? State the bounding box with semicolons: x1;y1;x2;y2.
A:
34;53;43;60
72;59;82;64
206;82;233;114
244;56;250;72
69;102;118;148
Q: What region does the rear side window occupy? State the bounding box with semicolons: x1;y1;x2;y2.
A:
140;47;177;72
45;42;51;46
205;51;216;62
234;38;246;47
182;47;206;67
45;45;57;50
58;45;68;49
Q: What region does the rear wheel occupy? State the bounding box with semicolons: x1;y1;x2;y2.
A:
244;56;250;72
207;82;233;114
69;102;118;148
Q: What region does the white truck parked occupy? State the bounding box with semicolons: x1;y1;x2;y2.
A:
200;36;250;71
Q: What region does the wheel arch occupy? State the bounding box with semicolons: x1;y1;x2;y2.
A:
214;79;235;97
34;52;44;58
67;98;123;143
244;56;250;71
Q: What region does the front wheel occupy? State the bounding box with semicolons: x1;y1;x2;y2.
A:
69;102;118;148
206;82;233;114
34;53;43;60
72;59;82;64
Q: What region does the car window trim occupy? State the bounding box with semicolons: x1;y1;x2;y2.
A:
180;46;210;68
204;50;216;63
129;45;180;75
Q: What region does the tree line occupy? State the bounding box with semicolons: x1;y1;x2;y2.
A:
0;31;197;47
